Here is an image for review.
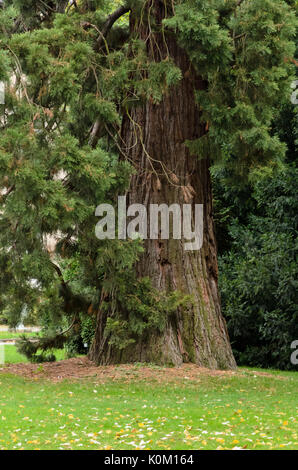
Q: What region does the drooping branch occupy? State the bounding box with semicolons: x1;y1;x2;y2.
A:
88;6;131;148
51;261;92;318
88;5;131;148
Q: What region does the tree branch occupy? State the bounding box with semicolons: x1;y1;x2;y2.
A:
51;261;68;288
96;5;130;51
2;185;15;200
88;119;103;148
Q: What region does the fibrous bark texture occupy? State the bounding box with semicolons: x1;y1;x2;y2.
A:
89;1;236;369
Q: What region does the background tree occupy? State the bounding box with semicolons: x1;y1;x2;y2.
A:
213;54;298;369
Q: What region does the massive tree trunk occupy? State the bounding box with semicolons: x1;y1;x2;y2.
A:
89;1;236;369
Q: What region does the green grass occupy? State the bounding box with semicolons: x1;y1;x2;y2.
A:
1;345;67;364
0;367;297;450
0;331;39;340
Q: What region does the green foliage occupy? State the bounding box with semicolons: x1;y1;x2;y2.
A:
104;277;191;351
166;0;297;178
141;58;183;104
92;238;192;351
0;0;136;351
16;333;66;362
214;45;298;370
218;165;298;370
80;312;96;347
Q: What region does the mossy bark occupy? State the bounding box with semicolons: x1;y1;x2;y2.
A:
89;1;236;370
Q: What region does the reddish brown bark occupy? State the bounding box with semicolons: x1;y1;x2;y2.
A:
89;1;236;369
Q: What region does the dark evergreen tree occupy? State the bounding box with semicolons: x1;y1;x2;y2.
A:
213;44;298;369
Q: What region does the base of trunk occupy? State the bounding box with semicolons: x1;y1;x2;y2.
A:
89;324;236;370
89;265;237;370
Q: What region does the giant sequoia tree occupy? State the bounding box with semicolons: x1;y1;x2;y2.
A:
0;0;296;367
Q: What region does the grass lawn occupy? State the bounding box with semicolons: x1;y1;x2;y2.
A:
0;332;39;340
0;365;297;450
1;345;67;364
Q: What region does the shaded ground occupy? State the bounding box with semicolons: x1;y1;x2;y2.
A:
0;357;285;383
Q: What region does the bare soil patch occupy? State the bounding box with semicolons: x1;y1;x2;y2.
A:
0;357;284;383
